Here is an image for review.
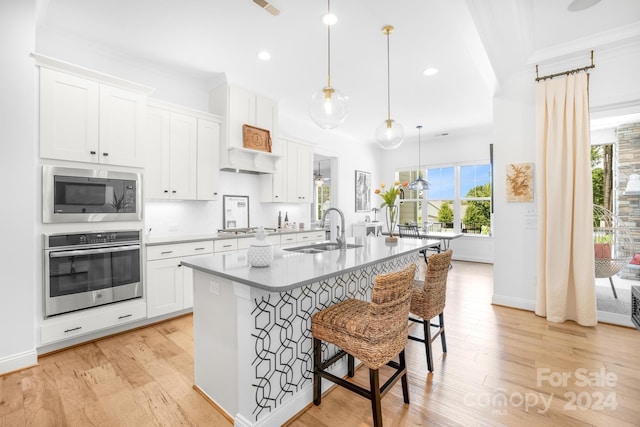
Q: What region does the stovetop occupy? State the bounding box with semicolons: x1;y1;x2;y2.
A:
216;227;277;236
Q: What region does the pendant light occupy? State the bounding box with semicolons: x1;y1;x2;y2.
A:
315;160;324;187
409;125;429;191
309;0;348;129
375;25;404;150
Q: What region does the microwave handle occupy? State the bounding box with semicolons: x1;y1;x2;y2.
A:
49;244;140;258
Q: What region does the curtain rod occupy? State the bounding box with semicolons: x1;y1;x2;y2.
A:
535;50;595;82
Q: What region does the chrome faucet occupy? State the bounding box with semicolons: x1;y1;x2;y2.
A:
321;207;346;249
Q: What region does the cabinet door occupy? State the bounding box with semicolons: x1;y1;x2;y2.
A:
147;258;185;318
286;141;313;203
169;113;198;200
145;107;172;199
40;68;99;163
196;118;221;201
99;84;146;167
296;143;313;202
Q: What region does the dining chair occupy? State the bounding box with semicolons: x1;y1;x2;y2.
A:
398;224;429;263
311;263;416;427
408;249;453;372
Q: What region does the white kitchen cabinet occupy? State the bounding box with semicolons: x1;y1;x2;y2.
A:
39;66;148;167
260;138;313;203
40;299;146;345
196;118;221;201
296;230;327;243
146;102;220;201
285;139;313;203
146;241;214;317
210;84;281;173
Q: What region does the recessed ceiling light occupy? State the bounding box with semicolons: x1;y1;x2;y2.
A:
257;51;271;61
568;0;601;12
322;13;337;26
423;67;438;76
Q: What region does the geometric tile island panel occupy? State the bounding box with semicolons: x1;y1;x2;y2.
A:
250;253;418;420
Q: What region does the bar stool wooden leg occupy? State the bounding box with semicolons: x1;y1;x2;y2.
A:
399;350;409;404
439;313;447;353
313;337;322;405
369;369;383;427
423;319;434;372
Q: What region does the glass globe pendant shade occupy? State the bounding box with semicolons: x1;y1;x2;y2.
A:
310;86;348;129
375;119;404;150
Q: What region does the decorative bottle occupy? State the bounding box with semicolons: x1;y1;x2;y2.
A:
278;211;282;229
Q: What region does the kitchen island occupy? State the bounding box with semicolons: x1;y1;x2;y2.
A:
181;236;440;427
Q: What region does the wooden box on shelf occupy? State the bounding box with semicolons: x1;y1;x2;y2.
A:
243;124;272;153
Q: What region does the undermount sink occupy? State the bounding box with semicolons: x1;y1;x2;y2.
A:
283;242;363;253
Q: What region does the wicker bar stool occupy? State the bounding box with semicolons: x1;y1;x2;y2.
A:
408;249;452;372
312;263;416;427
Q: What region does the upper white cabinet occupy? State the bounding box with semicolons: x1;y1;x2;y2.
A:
285;139;313;203
145;100;221;201
261;138;313;203
37;56;152;167
210;84;281;173
196;118;221;201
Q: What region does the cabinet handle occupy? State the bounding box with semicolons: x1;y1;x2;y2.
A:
161;251;173;255
102;152;109;157
90;150;96;155
223;244;233;248
118;314;133;320
214;192;218;195
172;190;177;193
64;326;82;333
195;247;206;251
178;264;182;267
275;195;279;198
164;190;169;193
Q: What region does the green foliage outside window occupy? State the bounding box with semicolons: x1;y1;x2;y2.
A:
437;202;454;223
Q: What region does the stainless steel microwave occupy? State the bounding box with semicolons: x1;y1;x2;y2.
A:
43;166;142;223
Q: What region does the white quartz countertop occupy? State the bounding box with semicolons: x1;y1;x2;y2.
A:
144;227;328;246
181;236;440;292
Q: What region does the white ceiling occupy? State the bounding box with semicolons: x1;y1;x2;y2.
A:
37;0;640;145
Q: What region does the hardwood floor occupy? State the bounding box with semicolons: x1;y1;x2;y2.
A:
2;261;639;426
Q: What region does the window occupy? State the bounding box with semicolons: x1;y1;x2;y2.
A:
425;167;455;231
460;164;491;234
396;163;492;235
315;184;330;222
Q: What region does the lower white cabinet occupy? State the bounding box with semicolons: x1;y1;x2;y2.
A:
40;299;146;345
296;230;327;243
146;241;214;317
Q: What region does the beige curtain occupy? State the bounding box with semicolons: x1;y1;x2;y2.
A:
535;73;597;326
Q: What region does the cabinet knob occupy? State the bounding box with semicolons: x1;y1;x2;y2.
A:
172;190;177;193
102;152;109;157
164;190;169;193
90;150;96;155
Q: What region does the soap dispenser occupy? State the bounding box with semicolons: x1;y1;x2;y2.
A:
248;226;273;267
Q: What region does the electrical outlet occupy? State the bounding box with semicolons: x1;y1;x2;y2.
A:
209;281;221;295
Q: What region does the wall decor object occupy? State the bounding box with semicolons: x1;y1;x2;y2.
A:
223;195;250;229
355;170;372;212
243;124;272;152
506;163;534;202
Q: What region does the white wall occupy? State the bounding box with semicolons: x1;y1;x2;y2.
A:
0;0;38;373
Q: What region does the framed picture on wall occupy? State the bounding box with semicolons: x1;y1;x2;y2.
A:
355;170;372;212
223;195;250;229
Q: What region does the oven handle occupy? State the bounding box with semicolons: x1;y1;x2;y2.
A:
49;244;141;258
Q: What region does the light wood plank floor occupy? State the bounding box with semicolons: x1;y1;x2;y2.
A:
2;261;639;426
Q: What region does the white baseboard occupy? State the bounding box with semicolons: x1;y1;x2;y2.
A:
0;349;38;375
597;310;634;327
491;294;536;311
452;255;493;264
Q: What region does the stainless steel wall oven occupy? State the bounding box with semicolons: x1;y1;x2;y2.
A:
44;230;142;317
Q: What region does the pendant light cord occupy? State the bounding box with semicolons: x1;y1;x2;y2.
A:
417;125;422;177
385;29;391;122
327;0;331;88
